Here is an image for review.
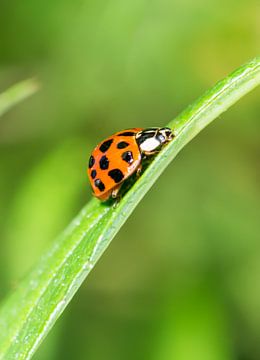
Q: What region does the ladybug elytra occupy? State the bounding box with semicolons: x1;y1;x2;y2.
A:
88;127;174;201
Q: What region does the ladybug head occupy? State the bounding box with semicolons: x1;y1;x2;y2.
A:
136;127;174;155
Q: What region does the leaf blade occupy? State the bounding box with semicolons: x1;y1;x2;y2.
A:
0;78;39;118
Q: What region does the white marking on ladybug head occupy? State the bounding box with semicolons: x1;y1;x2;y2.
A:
136;127;174;155
159;127;174;141
139;137;161;153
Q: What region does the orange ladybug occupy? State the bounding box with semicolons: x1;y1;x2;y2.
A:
88;127;174;201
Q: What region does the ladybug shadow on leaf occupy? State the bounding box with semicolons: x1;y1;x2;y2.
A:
102;154;156;207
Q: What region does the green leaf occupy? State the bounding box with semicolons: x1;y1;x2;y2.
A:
3;139;86;360
4;139;86;281
0;58;259;360
0;78;39;118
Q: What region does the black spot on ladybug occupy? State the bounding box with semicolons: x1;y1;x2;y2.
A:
117;131;135;136
117;141;129;149
122;151;134;164
89;155;95;168
99;139;113;152
94;179;105;191
91;170;97;179
108;169;124;183
99;155;109;170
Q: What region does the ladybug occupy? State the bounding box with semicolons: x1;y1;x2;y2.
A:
88;127;174;201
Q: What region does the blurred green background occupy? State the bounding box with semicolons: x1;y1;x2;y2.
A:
0;0;259;359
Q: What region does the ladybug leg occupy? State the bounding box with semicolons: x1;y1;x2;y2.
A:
111;186;122;209
111;185;121;199
136;164;142;178
143;150;160;156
